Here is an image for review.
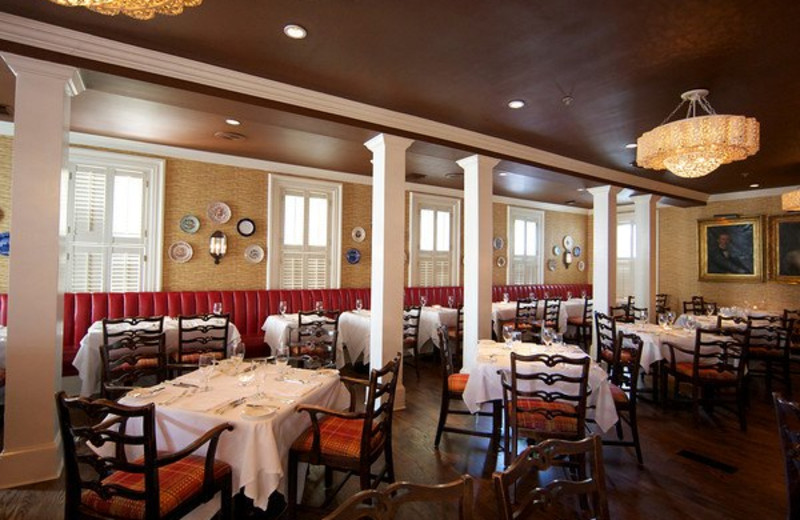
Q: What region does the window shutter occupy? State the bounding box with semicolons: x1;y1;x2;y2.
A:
72;165;107;242
71;247;105;292
110;249;143;293
434;258;450;286
306;254;328;289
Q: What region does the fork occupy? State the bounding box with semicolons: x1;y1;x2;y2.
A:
214;397;247;415
159;389;188;406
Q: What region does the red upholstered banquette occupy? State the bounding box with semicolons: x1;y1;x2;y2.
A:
0;284;591;377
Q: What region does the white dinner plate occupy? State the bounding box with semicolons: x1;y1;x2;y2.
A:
241;403;278;420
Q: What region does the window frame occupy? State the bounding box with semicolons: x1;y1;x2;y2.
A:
408;192;462;287
63;148;165;292
267;174;342;289
506;206;544;285
616;210;636;298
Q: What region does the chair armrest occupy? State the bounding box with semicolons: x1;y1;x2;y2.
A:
156;422;234;496
340;375;370;412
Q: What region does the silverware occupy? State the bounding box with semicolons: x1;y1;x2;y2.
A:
170;381;199;389
214;397;247;415
159;389;189;406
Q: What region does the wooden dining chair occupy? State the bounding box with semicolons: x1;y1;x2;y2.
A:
567;295;592;353
513;298;538;339
747;315;793;397
287;356;401;519
662;328;749;430
498;352;590;466
773;392;800;520
99;335;167;400
604;332;645;465
493;435;610;520
785;309;800;374
447;305;464;366
170;313;230;375
102;315;165;347
683;295;706;316
56;391;234;520
321;475;474;520
610;304;633;323
293;309;341;367
403;306;422;378
532;298;562;341
655;293;670;314
594;311;617;366
434;326;501;449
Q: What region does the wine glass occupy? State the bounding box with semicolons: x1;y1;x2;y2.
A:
355;298;363;312
581;290;587;299
276;342;290;375
231;342;245;372
197;353;215;392
420;295;427;307
658;313;668;329
237;361;256;386
705;303;715;318
511;331;522;348
447;295;455;309
566;291;573;301
315;301;324;313
542;327;554;347
502;325;513;348
212;302;222;315
278;300;287;316
552;331;564;346
638;309;649;327
503;292;510;304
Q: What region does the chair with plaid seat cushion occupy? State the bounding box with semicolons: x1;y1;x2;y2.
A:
169;314;230;376
567;296;592;353
101;316;167;399
594;312;617;366
747;315;793;396
498;352;590;466
56;391;233;520
287;356;401;520
603;332;645;465
434;326;501;449
513;298;538;338
402;306;422;378
292;310;341;368
662;328;749;430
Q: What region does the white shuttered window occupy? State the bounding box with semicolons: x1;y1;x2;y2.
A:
65;150;163;292
268;175;341;289
507;207;544;284
409;193;461;287
617;216;636;298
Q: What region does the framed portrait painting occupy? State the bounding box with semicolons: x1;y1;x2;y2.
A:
698;216;764;282
769;214;800;283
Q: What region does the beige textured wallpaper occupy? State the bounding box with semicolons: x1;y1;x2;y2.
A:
0;137;11;293
658;195;800;312
341;183;372;287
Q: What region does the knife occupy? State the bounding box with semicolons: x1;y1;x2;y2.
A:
214;397;247;414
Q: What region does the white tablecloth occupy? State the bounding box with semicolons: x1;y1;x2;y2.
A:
461;340;618;432
73;317;242;396
616;322;731;371
261;313;328;351
115;365;349;517
491;300;572;338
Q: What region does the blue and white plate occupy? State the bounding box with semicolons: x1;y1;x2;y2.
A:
0;232;9;257
345;248;361;264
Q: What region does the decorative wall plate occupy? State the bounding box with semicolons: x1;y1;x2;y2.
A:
0;232;9;257
346;248;361;264
237;218;255;237
493;236;505;250
562;235;574;249
207;201;231;224
179;215;200;234
244;244;264;264
573;246;582;257
168;241;193;263
351;227;366;243
578;260;586;272
552;245;562;256
496;256;507;267
547;259;557;271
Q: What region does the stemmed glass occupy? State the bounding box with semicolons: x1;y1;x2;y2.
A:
705;304;715;318
552;331;564;346
278;300;288;316
231;342;246;373
212;302;223;315
638;309;649;328
276;342;290;375
420;295;427;307
237;361;256;386
566;291;573;301
315;301;324;313
355;298;364;312
658;313;668;330
511;331;522;349
541;327;554;347
447;295;455;309
502;325;513;348
197;353;215;392
503;293;510;304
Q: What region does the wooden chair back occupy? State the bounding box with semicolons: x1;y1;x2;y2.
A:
437;325;457;381
514;298;538;329
177;313;230;361
774;393;800;520
296;309;341;366
99;335;167;399
676;328;748;382
785;309;800;349
493;435;609;520
613;332;644;404
594;312;617;364
581;296;593;325
543;298;561;327
747;315;792;359
655;293;669;314
609;304;632;323
323;475;474;520
102;315;164;347
402;306;422;346
361;356;401;461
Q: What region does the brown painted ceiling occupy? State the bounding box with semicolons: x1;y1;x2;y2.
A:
0;0;799;206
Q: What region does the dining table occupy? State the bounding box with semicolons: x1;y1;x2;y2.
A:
491;299;578;338
72;316;242;396
461;339;618;433
616;322;732;371
113;361;350;519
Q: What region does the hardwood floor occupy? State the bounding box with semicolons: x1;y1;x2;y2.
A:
0;359;789;519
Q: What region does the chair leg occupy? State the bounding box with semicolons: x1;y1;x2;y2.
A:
384;440;395;484
491;400;503;451
359;468;372;491
615;419;624;440
434;394;450;449
324;466;333;489
630;408;643;466
219;472;233;520
287;451;299;520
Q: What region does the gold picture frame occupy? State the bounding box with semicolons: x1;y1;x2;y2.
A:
769;214;800;283
698;216;764;282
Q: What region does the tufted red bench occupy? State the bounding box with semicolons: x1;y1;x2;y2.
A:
0;284;591;377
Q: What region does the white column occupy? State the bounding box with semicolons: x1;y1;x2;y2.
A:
458;155;498;372
365;134;412;409
0;54;83;487
588;186;620;357
632;194;660;322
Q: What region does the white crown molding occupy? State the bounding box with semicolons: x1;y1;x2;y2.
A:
493;195;590;215
708;185;800;202
0;12;709;204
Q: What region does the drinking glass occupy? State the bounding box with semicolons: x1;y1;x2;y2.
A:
276;343;290;374
566;291;573;301
212;302;223;315
667;311;676;325
638;309;649;326
658;313;668;329
552;331;564;345
529;293;535;301
197;353;215;392
278;300;288;316
420;295;427;307
503;293;510;304
511;331;522;348
705;304;715;317
502;325;513;348
355;298;363;312
542;327;554;347
447;295;455;308
315;301;324;312
237;362;256;386
255;359;269;395
581;290;587;299
231;342;246;371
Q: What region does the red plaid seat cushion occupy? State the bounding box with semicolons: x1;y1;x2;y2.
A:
514;322;534;332
116;357;160;372
568;317;590;327
292;416;384;459
609;383;629;406
175;351;225;364
511;399;579;434
674;362;736;381
447;373;469;394
600;349;633;364
749;346;784;358
0;367;5;387
81;454;230;519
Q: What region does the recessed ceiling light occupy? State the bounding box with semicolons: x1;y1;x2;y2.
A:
576;188;586;192
498;172;509;177
283;24;307;39
625;143;638;149
225;118;241;126
749;183;760;188
507;100;525;109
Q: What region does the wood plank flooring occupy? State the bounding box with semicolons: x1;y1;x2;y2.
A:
0;359;789;519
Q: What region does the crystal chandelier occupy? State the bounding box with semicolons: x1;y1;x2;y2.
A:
783;189;800;211
46;0;202;20
636;89;759;179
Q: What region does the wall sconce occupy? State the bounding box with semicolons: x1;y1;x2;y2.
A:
209;231;227;264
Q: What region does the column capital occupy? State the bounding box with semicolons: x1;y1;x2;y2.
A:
456;154;500;171
587;185;622;198
364;133;413;154
1;52;85;96
631;193;662;205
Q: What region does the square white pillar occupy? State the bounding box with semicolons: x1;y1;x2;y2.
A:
0;53;83;487
588;186;621;357
632;194;660;322
365;134;412;409
458;155;498;372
